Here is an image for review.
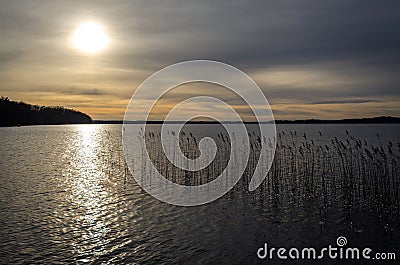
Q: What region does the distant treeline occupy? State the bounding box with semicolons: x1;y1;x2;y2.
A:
275;116;400;124
0;97;92;127
94;116;400;124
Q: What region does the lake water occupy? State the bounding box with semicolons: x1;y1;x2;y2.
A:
0;124;399;264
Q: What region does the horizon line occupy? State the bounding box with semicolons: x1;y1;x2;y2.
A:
93;116;400;124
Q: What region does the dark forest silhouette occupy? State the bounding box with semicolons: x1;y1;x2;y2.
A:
0;97;92;127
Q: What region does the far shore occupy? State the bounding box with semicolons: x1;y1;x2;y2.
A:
93;116;400;125
2;116;399;128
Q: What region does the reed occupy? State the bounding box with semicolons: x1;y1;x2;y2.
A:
102;126;400;237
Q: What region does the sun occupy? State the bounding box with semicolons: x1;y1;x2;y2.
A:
73;22;108;54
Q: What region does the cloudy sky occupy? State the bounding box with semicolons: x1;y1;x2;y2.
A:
1;0;399;120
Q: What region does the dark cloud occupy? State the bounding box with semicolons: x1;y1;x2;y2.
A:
59;87;108;96
311;99;383;105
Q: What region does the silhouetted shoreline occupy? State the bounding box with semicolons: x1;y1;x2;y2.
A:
0;97;92;127
94;116;400;124
1;97;399;127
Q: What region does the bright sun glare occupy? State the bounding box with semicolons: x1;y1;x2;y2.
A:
73;22;108;54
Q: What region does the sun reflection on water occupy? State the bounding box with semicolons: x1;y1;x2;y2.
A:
68;125;112;260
